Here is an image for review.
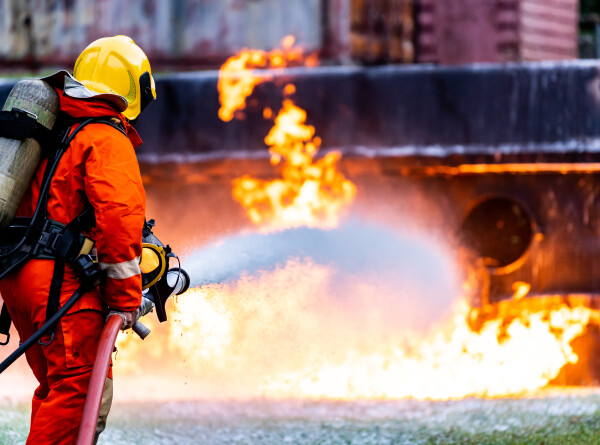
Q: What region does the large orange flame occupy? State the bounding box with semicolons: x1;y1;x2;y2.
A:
219;36;355;231
218;35;309;122
112;39;599;403
232;99;356;230
115;260;598;401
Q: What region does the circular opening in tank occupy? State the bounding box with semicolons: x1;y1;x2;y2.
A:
460;196;534;271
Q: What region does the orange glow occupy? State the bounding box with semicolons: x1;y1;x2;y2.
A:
281;35;296;49
410;163;600;176
283;84;296;96
512;281;531;301
115;260;598;400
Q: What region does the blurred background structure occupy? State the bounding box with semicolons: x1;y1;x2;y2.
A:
1;0;600;311
0;0;598;71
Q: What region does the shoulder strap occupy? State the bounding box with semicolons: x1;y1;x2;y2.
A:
0;108;59;150
94;116;128;138
41;204;96;343
66;115;127;138
32;117;102;229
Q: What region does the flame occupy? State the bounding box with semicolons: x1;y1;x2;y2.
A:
232;100;356;230
218;36;356;231
263;302;593;399
112;39;599;403
217;35;304;122
512;281;531;301
116;260;598;400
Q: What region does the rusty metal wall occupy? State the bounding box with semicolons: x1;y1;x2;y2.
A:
347;0;579;65
0;0;581;68
0;0;337;68
350;0;415;64
433;0;502;64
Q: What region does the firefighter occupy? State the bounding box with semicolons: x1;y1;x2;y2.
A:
0;35;155;444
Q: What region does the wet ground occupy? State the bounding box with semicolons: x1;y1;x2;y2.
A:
3;389;600;444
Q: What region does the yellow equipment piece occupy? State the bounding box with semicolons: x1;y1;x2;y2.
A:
139;243;167;290
73;35;156;120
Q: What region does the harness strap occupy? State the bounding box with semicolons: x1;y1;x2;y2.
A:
36;208;96;260
40;259;64;345
0;304;11;346
0;109;58;148
87;116;127;138
41;206;96;343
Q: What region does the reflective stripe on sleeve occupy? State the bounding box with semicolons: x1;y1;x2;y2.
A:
99;257;141;280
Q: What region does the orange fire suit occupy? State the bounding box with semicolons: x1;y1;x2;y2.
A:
0;87;145;444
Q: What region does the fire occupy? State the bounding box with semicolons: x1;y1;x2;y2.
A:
512;281;531;301
218;36;356;230
116;260;598;401
113;39;599;403
217;35;305;122
232;100;356;230
263;301;593;399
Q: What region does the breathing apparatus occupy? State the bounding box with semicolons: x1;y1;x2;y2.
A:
0;79;59;229
133;219;190;339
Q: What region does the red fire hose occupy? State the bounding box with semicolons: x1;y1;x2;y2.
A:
76;314;123;445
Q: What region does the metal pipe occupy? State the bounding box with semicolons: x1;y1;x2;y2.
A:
76;314;123;445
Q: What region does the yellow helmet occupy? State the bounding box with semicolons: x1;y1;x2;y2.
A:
73;35;156;120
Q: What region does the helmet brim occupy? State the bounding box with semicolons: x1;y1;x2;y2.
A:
41;70;128;113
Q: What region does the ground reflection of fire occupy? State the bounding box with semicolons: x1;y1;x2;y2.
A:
112;38;600;402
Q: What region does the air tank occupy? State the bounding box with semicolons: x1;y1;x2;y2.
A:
0;80;59;228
